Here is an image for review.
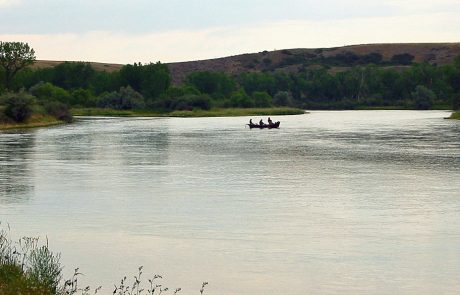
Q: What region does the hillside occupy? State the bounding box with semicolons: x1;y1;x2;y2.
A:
33;43;460;84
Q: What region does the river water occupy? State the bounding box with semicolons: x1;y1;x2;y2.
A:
1;111;459;295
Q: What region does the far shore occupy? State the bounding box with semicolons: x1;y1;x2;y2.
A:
2;109;457;130
71;107;306;117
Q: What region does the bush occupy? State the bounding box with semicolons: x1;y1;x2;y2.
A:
0;227;62;294
97;86;145;110
391;53;414;65
44;101;73;122
70;88;96;107
1;91;35;122
168;94;211;111
29;82;71;103
412;85;436;109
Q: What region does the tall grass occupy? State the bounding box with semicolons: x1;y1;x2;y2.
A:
0;225;65;294
0;223;208;295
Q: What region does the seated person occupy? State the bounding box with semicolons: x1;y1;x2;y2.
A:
268;117;273;124
259;119;265;125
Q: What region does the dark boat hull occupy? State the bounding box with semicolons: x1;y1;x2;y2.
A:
248;121;280;129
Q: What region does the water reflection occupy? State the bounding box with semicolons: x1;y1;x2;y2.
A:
0;111;459;295
0;132;35;204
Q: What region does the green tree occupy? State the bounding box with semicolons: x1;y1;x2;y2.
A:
452;93;460;110
412;85;435;110
0;41;36;90
252;91;272;107
119;62;171;100
43;101;73;122
238;72;276;96
97;86;145;110
273;91;294;106
29;82;71;103
70;88;95;107
51;62;96;89
229;90;253;107
186;71;236;98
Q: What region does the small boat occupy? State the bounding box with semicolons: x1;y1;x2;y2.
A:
247;121;280;129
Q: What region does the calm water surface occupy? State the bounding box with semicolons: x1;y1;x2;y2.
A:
1;111;459;294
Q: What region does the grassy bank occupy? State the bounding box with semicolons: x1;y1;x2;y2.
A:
72;107;305;117
167;107;305;117
0;114;64;130
341;104;452;111
450;111;460;119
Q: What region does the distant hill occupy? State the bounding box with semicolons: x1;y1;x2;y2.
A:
33;43;460;84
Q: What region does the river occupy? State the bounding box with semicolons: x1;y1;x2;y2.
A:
1;110;459;294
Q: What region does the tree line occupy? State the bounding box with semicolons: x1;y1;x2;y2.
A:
1;42;460;124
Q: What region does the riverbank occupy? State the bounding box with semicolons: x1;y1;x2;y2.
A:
72;107;305;117
450;111;460;119
0;115;65;130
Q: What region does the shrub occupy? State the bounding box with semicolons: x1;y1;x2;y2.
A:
262;58;272;66
29;82;71;103
97;86;145;110
70;88;96;107
1;91;35;122
44;101;73;122
28;245;62;293
171;94;211;111
391;53;414;65
0;227;62;294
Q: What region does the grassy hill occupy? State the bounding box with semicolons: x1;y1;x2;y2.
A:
32;43;460;84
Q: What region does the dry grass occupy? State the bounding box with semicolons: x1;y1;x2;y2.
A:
32;60;122;73
0;114;64;130
32;43;460;85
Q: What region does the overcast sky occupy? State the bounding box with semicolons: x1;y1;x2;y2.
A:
1;0;459;63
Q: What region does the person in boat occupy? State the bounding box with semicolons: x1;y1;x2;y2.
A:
259;119;265;126
268;117;273;125
249;119;254;125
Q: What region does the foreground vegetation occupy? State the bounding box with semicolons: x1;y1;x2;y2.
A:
0;224;206;295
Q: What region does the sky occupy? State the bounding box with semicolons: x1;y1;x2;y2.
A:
0;0;459;64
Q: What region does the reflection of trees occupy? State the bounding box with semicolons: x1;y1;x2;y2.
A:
119;129;170;166
0;132;35;204
47;119;170;166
